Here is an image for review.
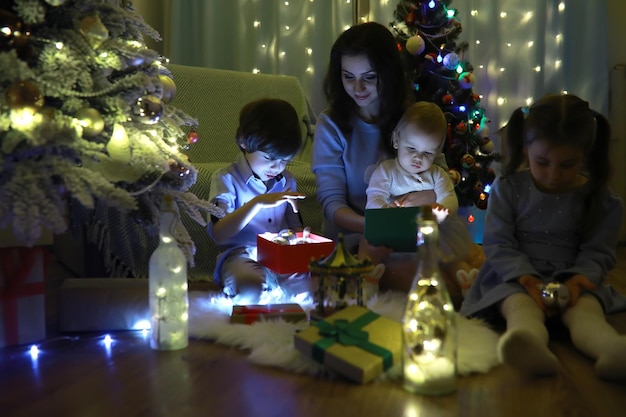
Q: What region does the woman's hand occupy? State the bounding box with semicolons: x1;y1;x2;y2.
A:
357;235;393;264
390;190;436;207
563;274;596;307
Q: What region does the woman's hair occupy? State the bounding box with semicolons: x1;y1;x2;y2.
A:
236;98;302;159
393;101;447;151
503;93;612;237
323;21;411;152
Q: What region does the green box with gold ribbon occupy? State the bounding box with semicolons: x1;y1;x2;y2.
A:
293;305;402;384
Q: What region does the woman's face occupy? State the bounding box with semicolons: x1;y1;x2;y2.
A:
340;54;379;118
525;139;585;193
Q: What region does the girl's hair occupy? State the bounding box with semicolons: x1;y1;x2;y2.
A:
393;101;447;152
503;93;612;237
323;21;411;153
236;98;302;159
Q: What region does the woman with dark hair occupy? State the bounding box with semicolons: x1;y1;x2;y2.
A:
312;21;448;291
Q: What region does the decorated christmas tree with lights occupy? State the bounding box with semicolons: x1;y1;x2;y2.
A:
390;0;500;209
0;0;220;261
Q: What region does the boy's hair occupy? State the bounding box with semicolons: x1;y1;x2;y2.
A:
323;22;411;153
236;98;302;159
393;101;447;151
503;93;612;237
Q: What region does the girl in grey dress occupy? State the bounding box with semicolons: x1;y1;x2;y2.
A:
459;94;626;382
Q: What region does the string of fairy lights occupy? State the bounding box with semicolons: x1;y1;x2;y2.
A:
238;0;570;129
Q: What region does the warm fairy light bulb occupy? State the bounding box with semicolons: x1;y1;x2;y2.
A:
562;90;568;95
534;66;542;72
280;51;286;57
555;60;562;69
528;41;534;47
499;67;505;72
306;66;313;73
525;97;533;105
558;2;565;12
11;108;39;129
253;21;261;27
285;25;290;30
500;12;507;18
284;1;289;5
497;97;506;105
522;12;533;23
306;48;312;55
252;68;260;74
475;40;480;45
471;10;478;16
506;43;511;47
55;42;63;49
555;33;562;43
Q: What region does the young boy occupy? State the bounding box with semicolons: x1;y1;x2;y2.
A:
208;98;305;299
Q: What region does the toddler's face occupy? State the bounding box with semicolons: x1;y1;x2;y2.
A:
392;124;442;175
340;54;379;116
525;140;584;193
244;151;290;182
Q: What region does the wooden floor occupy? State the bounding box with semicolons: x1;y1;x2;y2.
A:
1;246;625;417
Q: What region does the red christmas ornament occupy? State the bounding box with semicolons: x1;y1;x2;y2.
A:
442;94;453;105
186;131;199;144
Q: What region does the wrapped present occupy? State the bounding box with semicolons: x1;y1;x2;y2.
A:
257;232;335;274
58;278;150;332
0;247;48;348
230;303;307;325
294;305;401;384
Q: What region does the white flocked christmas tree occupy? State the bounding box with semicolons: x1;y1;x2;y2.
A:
0;0;220;265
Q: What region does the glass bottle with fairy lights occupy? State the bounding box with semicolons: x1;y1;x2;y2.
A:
149;194;189;351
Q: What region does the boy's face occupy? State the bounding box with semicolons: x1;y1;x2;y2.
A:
392;124;442;175
244;150;290;182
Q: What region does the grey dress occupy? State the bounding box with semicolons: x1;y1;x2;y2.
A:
460;170;626;319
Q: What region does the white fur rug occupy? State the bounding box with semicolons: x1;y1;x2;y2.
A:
188;288;501;380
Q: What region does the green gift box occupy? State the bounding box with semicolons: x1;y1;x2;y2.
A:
294;305;401;384
364;206;421;252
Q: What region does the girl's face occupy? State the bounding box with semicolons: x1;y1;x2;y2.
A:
525;139;585;193
340;54;379;118
243;150;290;182
392;124;442;175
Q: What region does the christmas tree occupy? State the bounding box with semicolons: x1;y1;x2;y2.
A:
0;0;220;261
390;0;500;209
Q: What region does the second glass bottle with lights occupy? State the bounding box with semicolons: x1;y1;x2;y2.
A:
402;206;457;395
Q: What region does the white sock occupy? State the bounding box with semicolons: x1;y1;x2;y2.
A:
498;293;560;376
562;295;626;382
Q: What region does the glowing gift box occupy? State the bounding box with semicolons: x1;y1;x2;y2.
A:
257;232;335;274
230;303;307;325
294;305;402;384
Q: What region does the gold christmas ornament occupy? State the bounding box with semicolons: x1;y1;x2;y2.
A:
75;107;105;137
158;74;177;104
132;95;163;124
79;14;109;49
5;80;44;109
44;0;68;5
406;35;425;55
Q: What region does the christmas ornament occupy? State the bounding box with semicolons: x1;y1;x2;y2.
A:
158;74;177;104
442;94;453;105
75;107;105;137
475;192;488;210
443;52;460;70
132;95;163;124
461;154;475;169
5;80;44;109
458;72;475;89
106;123;131;163
480;138;495;153
538;282;570;312
405;35;425;55
79;14;109;49
44;0;68;5
186;131;199;144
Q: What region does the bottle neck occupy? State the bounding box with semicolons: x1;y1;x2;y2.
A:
416;218;439;279
159;210;176;240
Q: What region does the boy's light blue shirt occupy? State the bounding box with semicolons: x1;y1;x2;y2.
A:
208;153;301;283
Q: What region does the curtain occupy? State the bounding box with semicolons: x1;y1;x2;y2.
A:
163;0;609;131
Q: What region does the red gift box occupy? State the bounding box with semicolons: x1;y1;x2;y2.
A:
230;303;307;325
257;232;335;274
0;247;48;348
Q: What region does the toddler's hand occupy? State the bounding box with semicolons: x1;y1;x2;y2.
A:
431;203;449;223
563;274;596;307
391;190;436;207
